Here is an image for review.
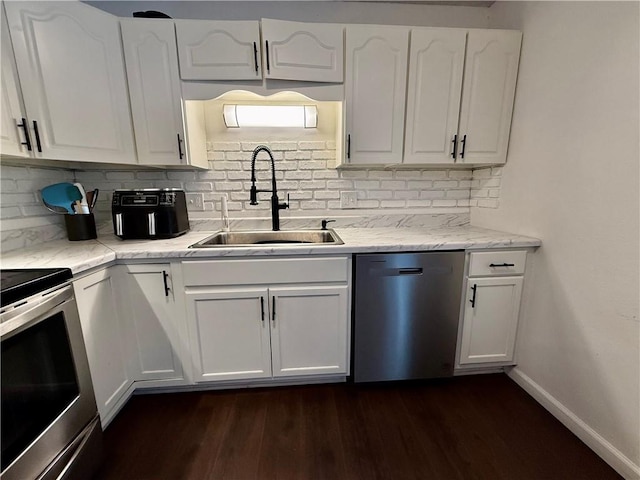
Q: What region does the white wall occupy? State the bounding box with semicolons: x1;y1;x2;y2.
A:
477;2;639;477
86;1;490;28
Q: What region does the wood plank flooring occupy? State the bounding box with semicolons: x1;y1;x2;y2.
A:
95;374;621;480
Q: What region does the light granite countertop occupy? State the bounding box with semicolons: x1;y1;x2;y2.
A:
1;226;541;275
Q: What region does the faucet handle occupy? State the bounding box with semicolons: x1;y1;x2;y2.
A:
321;219;336;230
278;193;289;210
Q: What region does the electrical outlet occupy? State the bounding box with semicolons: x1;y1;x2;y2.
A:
186;193;204;211
340;191;358;209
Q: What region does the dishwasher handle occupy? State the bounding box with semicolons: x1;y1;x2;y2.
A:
398;268;423;275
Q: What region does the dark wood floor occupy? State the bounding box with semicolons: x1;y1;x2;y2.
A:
96;374;621;480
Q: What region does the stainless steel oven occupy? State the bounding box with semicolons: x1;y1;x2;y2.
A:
1;269;102;480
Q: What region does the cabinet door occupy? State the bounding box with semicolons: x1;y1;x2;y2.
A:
457;30;522;165
1;5;31;158
459;276;523;365
175;20;261;80
262;19;343;82
73;268;132;426
269;285;349;377
4;1;136;164
120;19;185;166
185;288;272;382
345;25;409;164
118;264;183;382
404;28;466;164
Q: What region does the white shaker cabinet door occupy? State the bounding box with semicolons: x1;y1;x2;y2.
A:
459;276;523;365
262;18;343;82
185;288;272;382
120;19;185;166
118;264;184;382
345;25;409;164
269;285;349;377
457;30;522;165
1;5;31;158
404;28;467;164
175;20;262;80
73;268;132;426
4;1;136;164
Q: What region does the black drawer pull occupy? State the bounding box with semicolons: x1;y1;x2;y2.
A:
162;270;170;297
451;134;457;159
260;296;265;322
489;263;515;268
469;284;477;308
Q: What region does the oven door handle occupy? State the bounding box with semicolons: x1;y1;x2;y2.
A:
0;285;74;339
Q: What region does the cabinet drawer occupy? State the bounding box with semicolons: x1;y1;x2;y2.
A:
182;257;349;287
468;250;526;277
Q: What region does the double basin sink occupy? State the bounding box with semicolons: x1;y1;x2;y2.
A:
189;229;344;248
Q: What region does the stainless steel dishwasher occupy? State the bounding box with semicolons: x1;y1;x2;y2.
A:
353;252;465;382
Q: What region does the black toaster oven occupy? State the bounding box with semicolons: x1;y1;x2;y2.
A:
112;189;189;239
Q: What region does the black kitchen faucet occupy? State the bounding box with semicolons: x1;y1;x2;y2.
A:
249;145;289;231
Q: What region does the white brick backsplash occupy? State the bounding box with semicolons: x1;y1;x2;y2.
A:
213;141;241;151
167;171;197;180
207;151;225;161
446;189;471;199
367;190;393;200
380;200;406;208
196;171;226;180
4;193;38;204
432;199;458;207
420;190;446;199
366;170;394;179
327;180;354;190
293;191;313;200
155;181;184;189
394;191;419;200
300;200;326;209
472;167;493;178
184;182;213;191
1;206;22;219
478;198;499;208
313;170;339;179
357;200;380;208
311;150;335;160
285;151;312;160
433;180;458;188
225;151;253;161
448;170;473;179
471;189;490;198
340;170;369;179
213;161;242;171
269;141;298;151
407;180;433;190
123;181;154;189
285;171;313;180
327;200;341;209
1;179;17;192
407;200;432;208
106;171;135;180
214;182;243;191
136;171;167;180
298;160;327;170
276;181;300;190
326;141;337;150
298;141;325;150
314;191;340;200
491;167;503;176
457;199;471;207
396;170;424;179
354;180;379;189
299;180;326;190
381;180;406;190
489;189;501;198
420;170;448;180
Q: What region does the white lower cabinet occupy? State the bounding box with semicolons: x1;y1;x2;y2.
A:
457;250;526;367
183;257;351;383
117;264;185;384
73;267;132;427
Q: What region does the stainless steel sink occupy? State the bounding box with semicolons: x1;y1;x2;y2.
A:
189;229;344;248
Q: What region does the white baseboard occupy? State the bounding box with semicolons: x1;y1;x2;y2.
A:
508;367;640;480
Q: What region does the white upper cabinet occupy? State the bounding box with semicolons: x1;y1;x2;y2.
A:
1;5;31;158
121;19;190;167
175;20;262;80
457;30;522;165
261;19;344;82
404;28;466;164
345;25;409;164
4;1;136;164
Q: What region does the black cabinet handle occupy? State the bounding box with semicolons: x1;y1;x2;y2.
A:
347;134;351;159
460;134;467;159
177;133;184;159
32;120;42;152
489;263;515;268
272;296;276;322
253;41;259;73
469;284;477;308
17;118;32;151
265;40;270;73
162;270;170;297
260;296;265;322
451;134;457;159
